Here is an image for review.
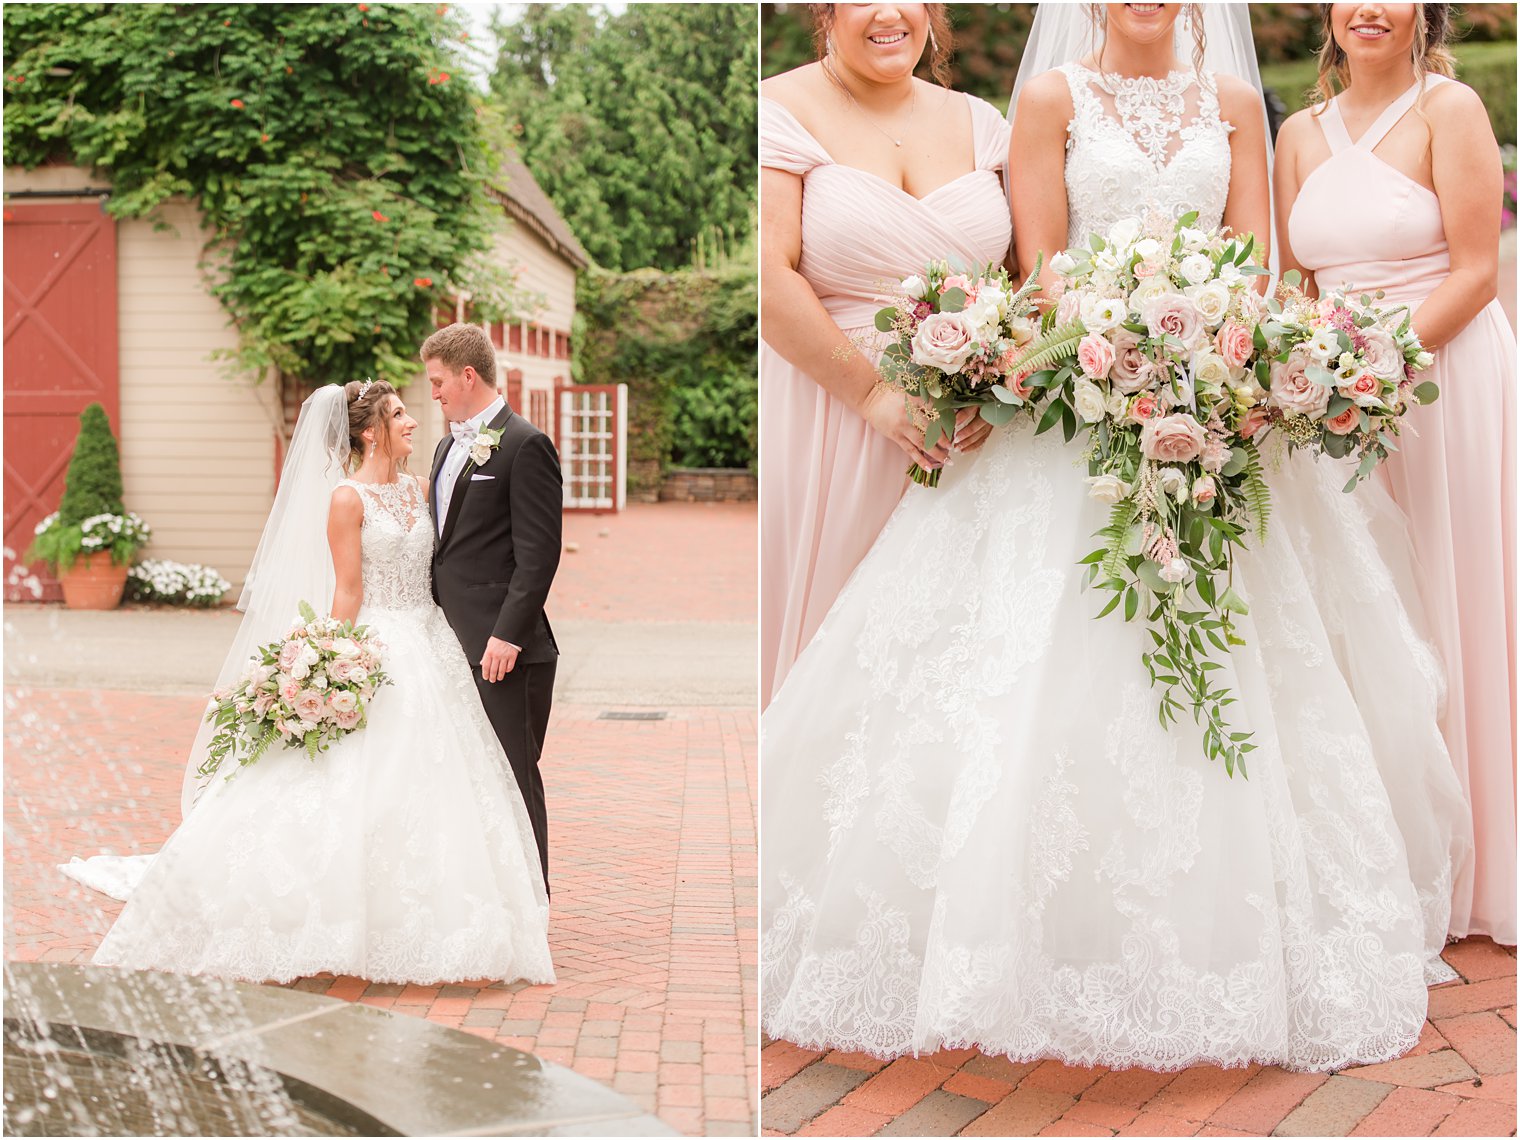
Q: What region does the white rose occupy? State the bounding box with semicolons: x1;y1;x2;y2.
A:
1094;247;1122;274
978;283;1008;317
1157;465;1189;500
299;644;319;667
965;295;1003;335
1132;237;1163;263
290;660;311;681
1129;273;1179;311
1190;350;1233;392
1107;217;1142;250
1179;226;1209;253
1159;557;1192;584
1180;252;1215;286
1006;314;1036;346
1080;295;1126;333
1215;260;1244;286
1185;281;1231;328
1073;378;1108;424
1049;250;1079;276
900;274;927;298
1086;473;1132;504
1414;350;1434;369
1106;391;1130;421
311;672;328;690
331;638;361;659
470;441;493;465
909;310;980;373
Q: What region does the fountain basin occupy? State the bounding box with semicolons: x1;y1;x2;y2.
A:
4;962;675;1136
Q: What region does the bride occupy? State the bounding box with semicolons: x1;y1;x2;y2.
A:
760;2;1469;1073
64;381;554;986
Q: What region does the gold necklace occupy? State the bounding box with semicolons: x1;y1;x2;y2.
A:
823;56;917;148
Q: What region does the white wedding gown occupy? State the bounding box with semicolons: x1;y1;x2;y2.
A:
68;477;555;986
760;65;1471;1073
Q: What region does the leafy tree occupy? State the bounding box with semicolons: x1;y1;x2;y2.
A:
4;3;532;388
491;3;757;272
57;404;125;523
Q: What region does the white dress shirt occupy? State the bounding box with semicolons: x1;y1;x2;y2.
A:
436;395;505;538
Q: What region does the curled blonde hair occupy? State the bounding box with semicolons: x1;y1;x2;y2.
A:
1311;3;1456;114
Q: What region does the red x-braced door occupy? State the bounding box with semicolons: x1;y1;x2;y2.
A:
3;202;120;601
555;383;626;512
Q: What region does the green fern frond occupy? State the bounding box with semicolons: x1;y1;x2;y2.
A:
1010;320;1088;375
1239;441;1272;546
1097;499;1139;581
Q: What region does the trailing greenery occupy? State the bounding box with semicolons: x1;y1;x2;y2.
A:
4;3;532;388
490;3;757;272
575;264;757;488
26;403;151;572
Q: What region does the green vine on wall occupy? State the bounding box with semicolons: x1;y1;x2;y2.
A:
4;3;534;388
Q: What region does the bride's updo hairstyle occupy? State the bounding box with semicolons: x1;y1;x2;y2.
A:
809;3;954;86
1084;4;1208;77
1313;3;1456;110
342;379;402;470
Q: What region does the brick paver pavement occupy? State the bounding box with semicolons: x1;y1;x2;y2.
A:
762;943;1516;1137
4;499;759;1136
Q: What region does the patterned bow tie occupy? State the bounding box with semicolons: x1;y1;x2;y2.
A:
450;421;479;445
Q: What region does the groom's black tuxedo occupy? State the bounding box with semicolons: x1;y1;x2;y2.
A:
430;403;561;890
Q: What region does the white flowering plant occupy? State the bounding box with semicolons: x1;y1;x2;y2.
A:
199;600;390;778
871;257;1044;487
126;559;231;608
29;511;151;574
1252;276;1437;488
1010;212;1274;776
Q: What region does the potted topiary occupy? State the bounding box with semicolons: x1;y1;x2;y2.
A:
26;403;151;609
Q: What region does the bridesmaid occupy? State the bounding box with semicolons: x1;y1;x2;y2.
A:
759;3;1011;705
1276;2;1516;945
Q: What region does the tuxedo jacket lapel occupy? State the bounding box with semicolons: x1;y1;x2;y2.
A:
438;404;515;553
429;436;452;549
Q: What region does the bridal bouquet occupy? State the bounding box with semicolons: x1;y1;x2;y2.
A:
1252;279;1437;489
1011;212;1271;776
872;258;1044;487
198;601;390;778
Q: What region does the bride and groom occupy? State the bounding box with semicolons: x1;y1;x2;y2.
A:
66;322;563;987
761;1;1512;1076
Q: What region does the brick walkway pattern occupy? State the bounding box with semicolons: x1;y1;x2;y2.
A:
762;943;1516;1137
5;501;759;1136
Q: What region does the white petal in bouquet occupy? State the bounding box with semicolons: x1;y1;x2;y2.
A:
872;257;1044;487
199;600;391;778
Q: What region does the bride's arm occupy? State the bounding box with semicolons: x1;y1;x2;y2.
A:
1008;71;1072;310
760;167;947;470
1217;76;1271;293
1272;110;1317;296
1410;82;1502;350
327;485;363;624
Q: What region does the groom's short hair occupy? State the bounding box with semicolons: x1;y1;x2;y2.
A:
421;323;497;388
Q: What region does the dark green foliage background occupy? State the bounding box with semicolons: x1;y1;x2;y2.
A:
492;3;758;273
575;266;758;488
3;3;525;388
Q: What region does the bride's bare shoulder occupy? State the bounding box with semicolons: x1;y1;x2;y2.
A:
1012;68;1073;119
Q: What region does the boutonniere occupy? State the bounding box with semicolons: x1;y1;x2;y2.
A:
466;426;503;472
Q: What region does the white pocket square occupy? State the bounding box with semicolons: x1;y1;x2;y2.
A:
469;473;495;482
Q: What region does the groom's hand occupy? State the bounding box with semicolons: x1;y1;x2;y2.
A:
480;637;520;683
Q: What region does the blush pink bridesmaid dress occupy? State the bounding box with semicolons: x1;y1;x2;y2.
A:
1289;75;1517;945
759;93;1013;705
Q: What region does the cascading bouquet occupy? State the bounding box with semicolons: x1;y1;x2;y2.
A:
199;601;391;778
1250;274;1438;488
1009;212;1273;776
872;257;1044;487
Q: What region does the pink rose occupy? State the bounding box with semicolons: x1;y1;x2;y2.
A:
1141;293;1203;346
1008;371;1034;401
1055;289;1082;327
1077;332;1116;380
1269;348;1331;418
334;708;361;731
329;657;358;683
292;689;325;723
328;690;358;715
1237;406;1272;439
1140;414;1209;463
1200;435;1228;474
1134;260;1158;279
1215;321;1254;370
278;675;301;703
1191;475;1217;506
1324;406;1361;435
1128;392;1159;424
277;640;302;670
275;717;294;739
940;274;974;298
253;692;276;717
1338;370;1382;407
1110;329;1152;393
1358;327;1403;381
910;311;979;373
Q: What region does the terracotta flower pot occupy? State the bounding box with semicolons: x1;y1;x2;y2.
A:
58;552;130;610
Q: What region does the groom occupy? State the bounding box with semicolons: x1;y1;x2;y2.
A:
422;323;562;893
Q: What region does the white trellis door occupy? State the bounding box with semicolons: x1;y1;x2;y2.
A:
555;383;626;512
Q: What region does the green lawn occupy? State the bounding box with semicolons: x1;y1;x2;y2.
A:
1259;41;1516;144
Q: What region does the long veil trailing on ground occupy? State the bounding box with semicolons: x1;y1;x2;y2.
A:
60;386;348;901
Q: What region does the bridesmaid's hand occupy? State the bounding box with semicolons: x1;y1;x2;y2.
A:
861;383;947;473
951;407;994;454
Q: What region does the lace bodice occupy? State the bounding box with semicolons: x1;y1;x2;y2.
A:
340;477;434;612
1061;63;1234;244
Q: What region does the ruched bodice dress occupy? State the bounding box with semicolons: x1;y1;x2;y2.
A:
759;93;1012;705
1289;76;1516;945
760;65;1471;1073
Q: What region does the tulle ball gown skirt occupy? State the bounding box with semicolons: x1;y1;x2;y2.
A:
760;421;1469;1073
90;603;555;987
